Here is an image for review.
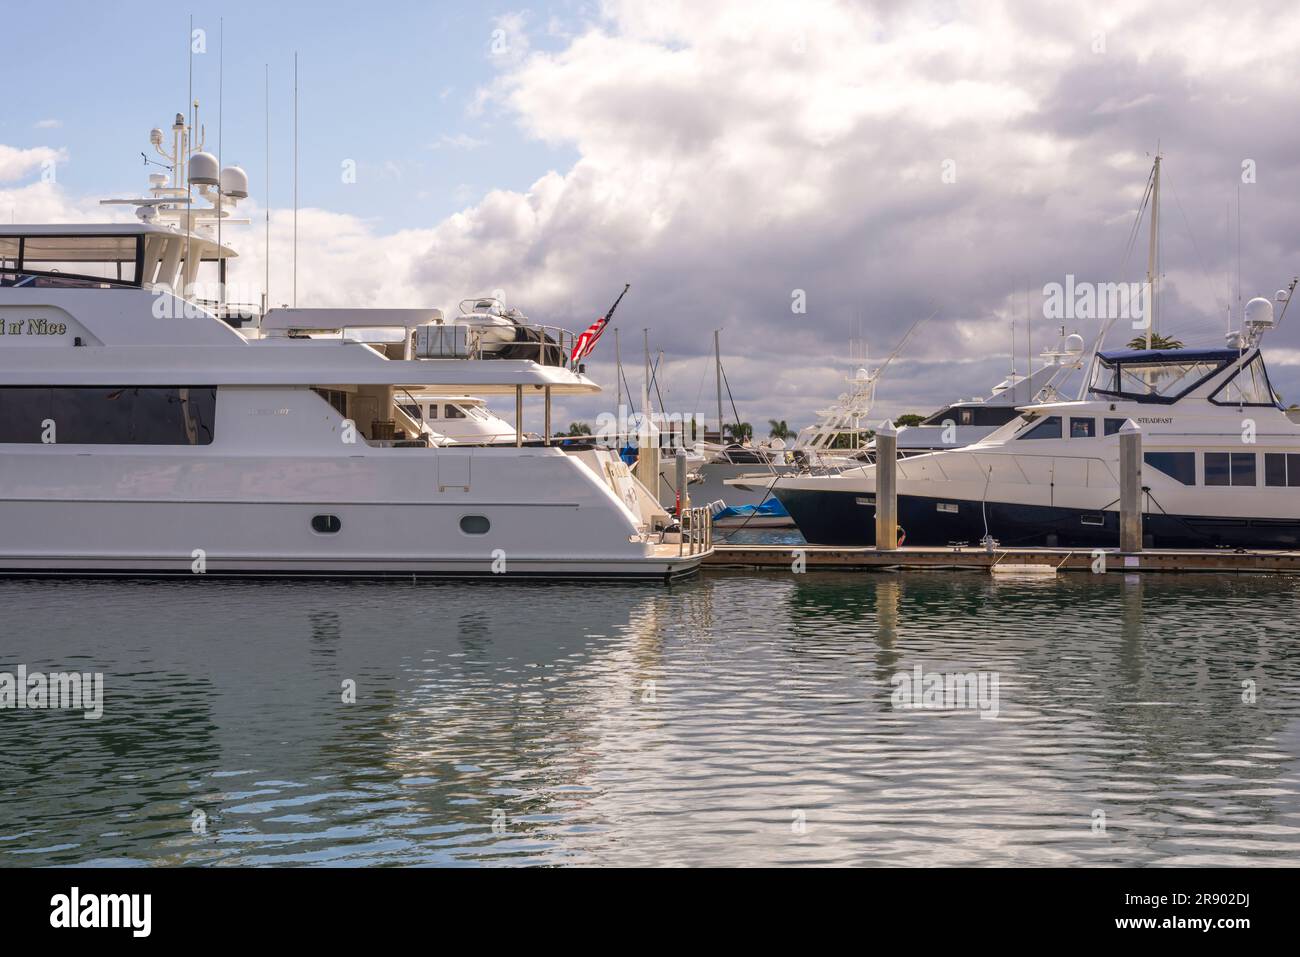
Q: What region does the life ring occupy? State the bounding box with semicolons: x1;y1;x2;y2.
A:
897;527;907;547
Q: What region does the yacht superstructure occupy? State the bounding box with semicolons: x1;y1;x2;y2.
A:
0;114;708;579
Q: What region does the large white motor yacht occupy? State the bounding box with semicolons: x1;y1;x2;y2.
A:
772;295;1300;549
0;114;709;579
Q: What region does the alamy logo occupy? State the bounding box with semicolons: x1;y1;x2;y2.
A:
50;887;151;937
1043;275;1149;325
890;664;1000;719
0;665;103;719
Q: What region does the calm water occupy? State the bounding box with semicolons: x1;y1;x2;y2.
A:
2;570;1299;867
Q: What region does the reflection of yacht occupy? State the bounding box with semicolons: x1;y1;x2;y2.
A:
773;293;1300;548
0;112;708;578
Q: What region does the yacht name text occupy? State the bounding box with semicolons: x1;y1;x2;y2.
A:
0;318;69;337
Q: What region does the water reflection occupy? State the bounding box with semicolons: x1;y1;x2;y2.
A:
0;572;1297;866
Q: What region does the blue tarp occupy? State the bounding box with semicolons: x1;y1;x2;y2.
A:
711;499;790;522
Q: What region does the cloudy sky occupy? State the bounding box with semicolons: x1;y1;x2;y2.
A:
3;0;1300;430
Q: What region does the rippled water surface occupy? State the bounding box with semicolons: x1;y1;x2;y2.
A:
2;570;1299;866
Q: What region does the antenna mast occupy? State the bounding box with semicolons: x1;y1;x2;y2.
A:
293;51;299;308
1146;152;1161;348
264;62;270;316
217;17;224;307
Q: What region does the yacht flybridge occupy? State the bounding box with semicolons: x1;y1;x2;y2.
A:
772;295;1300;548
0;113;708;579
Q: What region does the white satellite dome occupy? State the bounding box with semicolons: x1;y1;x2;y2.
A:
1064;333;1085;354
1245;296;1275;329
188;151;220;187
220;165;249;199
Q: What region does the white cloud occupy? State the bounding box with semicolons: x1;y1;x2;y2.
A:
33;119;63;130
10;0;1300;427
0;145;67;183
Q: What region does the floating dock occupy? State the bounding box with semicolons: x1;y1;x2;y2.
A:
704;544;1300;574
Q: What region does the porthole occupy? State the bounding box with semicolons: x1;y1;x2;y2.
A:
459;515;490;535
312;514;342;534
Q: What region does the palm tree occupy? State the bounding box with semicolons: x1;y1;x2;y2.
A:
1125;332;1184;350
768;419;792;439
565;422;593;436
726;421;753;442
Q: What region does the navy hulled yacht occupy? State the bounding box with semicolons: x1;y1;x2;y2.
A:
772;293;1300;549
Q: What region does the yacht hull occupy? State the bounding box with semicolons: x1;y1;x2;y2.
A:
776;488;1300;550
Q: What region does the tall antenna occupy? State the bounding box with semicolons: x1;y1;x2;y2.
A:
293;51;299;308
184;14;194;296
217;17;224;306
1236;182;1242;317
264;62;270;315
1145;152;1161;349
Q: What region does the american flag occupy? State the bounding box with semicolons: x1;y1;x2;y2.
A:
569;284;630;367
570;316;610;365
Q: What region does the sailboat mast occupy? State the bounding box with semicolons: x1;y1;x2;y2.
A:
714;329;723;441
614;326;622;412
1146;154;1160;349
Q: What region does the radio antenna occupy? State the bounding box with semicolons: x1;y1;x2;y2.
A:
184;14;194;297
217;17;224;306
264;62;270;316
293;51;299;308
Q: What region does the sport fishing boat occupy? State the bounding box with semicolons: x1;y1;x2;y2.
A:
0;111;709;579
772;293;1300;548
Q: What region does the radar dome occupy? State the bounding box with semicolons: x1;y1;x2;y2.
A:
220;165;249;199
1064;333;1085;354
1245;296;1275;328
188;151;220;187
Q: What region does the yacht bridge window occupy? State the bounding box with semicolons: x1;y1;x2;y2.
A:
1209;352;1280;407
1070;417;1096;438
0;234;142;288
1018;415;1062;439
1090;349;1237;404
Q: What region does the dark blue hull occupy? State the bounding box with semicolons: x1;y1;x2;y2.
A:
773;488;1300;550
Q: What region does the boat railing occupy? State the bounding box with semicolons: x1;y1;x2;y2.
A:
473;322;576;367
679;505;713;556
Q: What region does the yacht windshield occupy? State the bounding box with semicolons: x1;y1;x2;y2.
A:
1089;350;1233;402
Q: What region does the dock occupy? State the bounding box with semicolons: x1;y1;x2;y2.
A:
704;544;1300;574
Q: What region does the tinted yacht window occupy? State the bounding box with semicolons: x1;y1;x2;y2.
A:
0;387;215;444
1019;416;1061;439
1144;451;1195;486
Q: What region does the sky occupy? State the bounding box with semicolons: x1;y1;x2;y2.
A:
3;0;1300;431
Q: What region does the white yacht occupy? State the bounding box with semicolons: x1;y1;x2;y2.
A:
895;340;1085;454
396;393;519;445
772;295;1300;549
0;114;709;579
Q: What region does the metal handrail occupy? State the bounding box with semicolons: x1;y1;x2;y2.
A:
677;505;713;556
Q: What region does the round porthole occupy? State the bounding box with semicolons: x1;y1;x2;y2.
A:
312;515;342;534
459;515;490;535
